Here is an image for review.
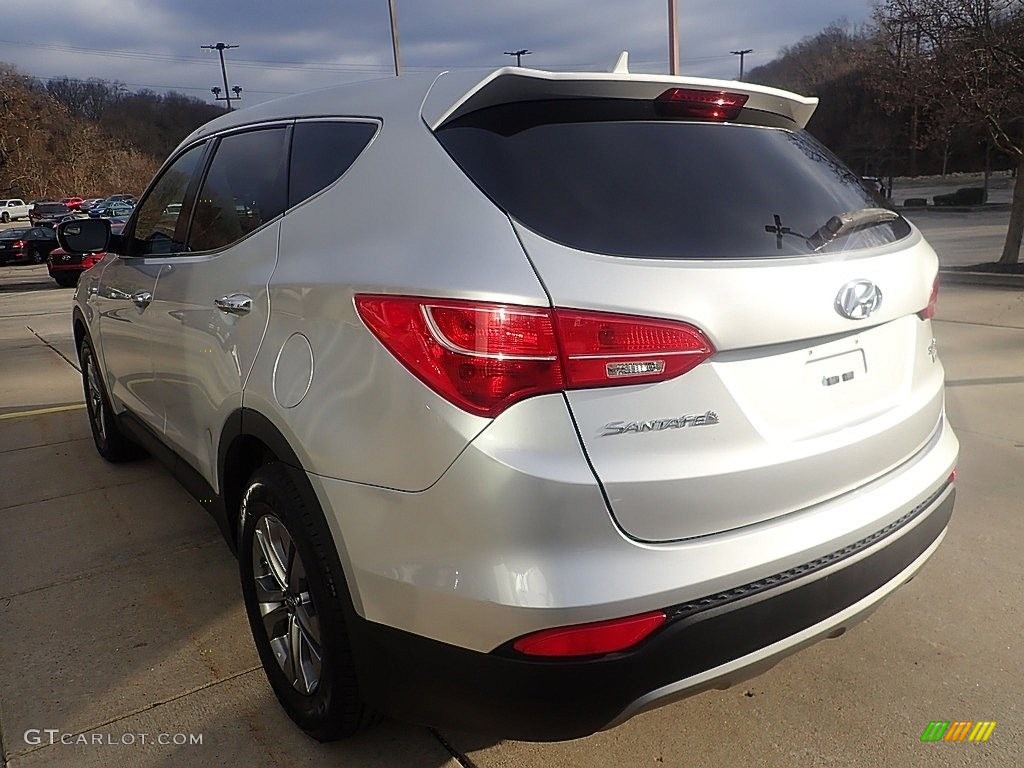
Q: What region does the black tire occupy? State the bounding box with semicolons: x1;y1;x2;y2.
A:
78;336;145;462
33;248;46;264
54;273;79;288
1;211;8;223
239;462;376;741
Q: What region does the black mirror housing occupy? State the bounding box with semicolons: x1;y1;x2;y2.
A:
57;218;111;255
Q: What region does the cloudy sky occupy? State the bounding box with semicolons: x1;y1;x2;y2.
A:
3;0;874;106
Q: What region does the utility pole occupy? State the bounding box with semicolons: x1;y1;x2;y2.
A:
387;0;401;76
730;49;753;80
201;42;240;110
667;0;680;75
504;49;532;67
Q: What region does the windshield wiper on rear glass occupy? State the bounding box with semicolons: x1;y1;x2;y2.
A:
805;208;899;252
765;208;900;253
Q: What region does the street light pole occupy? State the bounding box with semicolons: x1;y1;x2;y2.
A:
668;0;680;75
202;42;240;110
730;48;753;80
387;0;401;76
504;49;532;67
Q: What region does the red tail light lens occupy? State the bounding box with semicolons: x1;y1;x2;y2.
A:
512;610;667;657
918;277;939;320
556;310;713;388
12;240;25;249
655;88;749;120
355;296;715;418
354;296;563;418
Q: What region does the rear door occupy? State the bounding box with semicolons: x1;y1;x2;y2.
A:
436;94;943;542
146;125;288;486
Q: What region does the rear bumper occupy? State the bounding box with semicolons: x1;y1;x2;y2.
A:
348;484;954;741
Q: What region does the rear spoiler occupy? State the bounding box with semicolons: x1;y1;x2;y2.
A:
423;67;819;131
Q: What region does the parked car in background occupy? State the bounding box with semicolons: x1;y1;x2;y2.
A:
29;202;70;226
47;220;125;287
0;226;58;264
78;198;104;212
61;197;85;210
88;200;134;219
0;199;30;223
107;193;136;203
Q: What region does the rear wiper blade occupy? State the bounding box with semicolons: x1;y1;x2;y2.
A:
806;208;899;252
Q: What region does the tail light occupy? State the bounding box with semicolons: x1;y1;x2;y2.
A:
655;88;749;120
355;295;714;418
512;610;667;657
918;277;939;320
12;240;25;249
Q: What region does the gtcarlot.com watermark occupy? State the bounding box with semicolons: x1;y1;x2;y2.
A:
24;729;203;747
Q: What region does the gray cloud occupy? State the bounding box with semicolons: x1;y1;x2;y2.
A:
1;0;874;105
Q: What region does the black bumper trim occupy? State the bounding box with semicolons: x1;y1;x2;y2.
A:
347;486;954;741
661;480;951;624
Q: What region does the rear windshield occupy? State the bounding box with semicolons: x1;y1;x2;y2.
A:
437;100;910;259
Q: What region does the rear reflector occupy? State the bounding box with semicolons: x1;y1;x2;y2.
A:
512;611;667;657
655;88;749;121
918;277;939;320
355;296;715;418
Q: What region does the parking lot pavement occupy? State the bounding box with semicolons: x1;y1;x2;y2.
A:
1;266;1021;767
906;208;1022;268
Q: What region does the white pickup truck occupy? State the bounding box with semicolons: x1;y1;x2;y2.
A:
0;199;30;223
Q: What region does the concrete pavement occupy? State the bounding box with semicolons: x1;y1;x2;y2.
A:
0;262;1021;767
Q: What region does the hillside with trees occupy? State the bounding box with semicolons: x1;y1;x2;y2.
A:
749;0;1023;266
0;65;223;200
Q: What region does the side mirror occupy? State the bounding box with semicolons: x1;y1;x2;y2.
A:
57;218;110;254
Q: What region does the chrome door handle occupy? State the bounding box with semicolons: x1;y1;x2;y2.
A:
214;293;252;315
131;290;152;309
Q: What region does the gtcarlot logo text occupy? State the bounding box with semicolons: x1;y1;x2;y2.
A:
24;729;203;747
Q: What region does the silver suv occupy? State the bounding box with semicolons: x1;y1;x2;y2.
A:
59;67;958;742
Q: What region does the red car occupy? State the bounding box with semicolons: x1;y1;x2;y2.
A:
62;197;85;209
47;220;125;287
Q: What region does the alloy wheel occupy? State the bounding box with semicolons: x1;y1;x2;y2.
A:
251;512;323;695
83;350;106;441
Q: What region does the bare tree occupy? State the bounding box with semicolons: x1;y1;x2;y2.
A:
872;0;1024;265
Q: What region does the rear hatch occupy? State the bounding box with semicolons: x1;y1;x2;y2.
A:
433;71;943;542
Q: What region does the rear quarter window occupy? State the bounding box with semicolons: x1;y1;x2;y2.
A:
288;120;377;208
437;101;910;259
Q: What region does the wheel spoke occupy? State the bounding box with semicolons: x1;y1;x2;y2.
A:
288;614;304;691
260;602;289;640
255;518;289;592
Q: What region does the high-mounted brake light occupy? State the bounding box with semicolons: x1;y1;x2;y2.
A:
655;88;749;121
918;277;939;320
512;610;667;657
355;296;715;418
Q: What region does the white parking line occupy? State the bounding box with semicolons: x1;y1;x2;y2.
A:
0;403;86;420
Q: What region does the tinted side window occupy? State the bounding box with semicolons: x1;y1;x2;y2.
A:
131;143;205;256
189;128;288;252
288;121;376;208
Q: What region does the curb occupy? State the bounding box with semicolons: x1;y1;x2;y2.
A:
939;269;1024;289
901;204;1011;214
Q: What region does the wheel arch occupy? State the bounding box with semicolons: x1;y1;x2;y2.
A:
217;408;311;554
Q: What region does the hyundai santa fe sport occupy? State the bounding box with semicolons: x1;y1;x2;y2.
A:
58;66;958;742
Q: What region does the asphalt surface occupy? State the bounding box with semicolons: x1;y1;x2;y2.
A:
1;229;1022;766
